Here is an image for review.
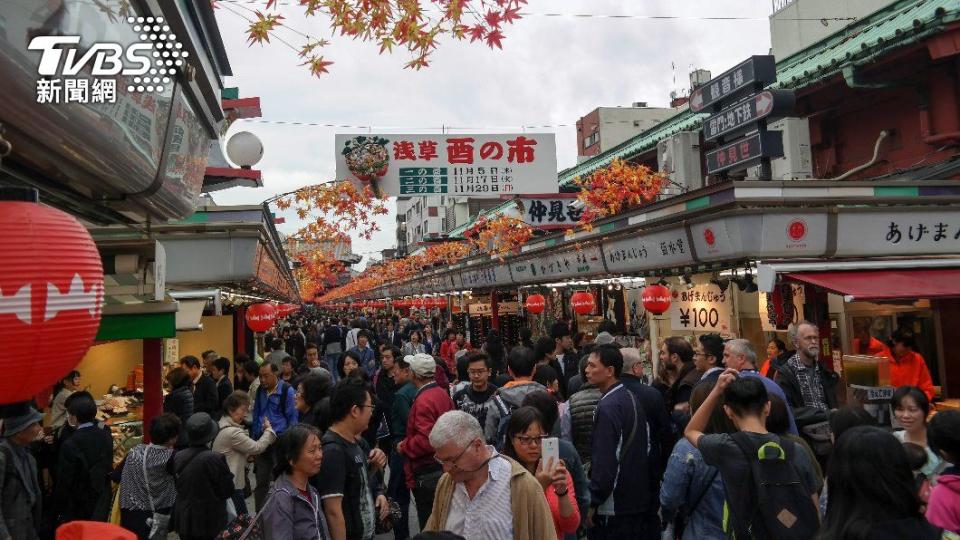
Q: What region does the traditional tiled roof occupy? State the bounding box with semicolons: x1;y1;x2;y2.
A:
557;0;960;187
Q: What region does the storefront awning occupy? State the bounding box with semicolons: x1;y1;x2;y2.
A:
784;268;960;301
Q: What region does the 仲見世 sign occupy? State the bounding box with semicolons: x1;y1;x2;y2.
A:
335;134;558;197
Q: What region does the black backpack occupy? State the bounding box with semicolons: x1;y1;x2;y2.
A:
723;433;819;540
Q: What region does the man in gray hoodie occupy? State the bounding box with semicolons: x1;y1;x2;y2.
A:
483;346;547;445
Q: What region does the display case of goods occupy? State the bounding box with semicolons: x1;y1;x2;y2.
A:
469;314;492;349
109;420;143;467
500;314;523;348
576;315;606;341
842;355;891;388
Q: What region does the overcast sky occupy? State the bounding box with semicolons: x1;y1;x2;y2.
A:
211;0;773;266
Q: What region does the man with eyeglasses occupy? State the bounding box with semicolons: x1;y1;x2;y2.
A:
397;354;454;529
423;410;554;540
317;378;390;540
775;320;839;466
452;352;499;429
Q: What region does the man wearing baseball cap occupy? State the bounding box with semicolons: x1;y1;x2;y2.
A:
398;354;454;529
0;404;44;540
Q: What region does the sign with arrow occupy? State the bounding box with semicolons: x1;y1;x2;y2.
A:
703;90;796;142
690;55;777;113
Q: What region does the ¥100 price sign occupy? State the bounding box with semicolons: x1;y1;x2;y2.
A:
669;284;733;333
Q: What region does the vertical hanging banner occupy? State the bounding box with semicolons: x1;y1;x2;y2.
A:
335;134;558;197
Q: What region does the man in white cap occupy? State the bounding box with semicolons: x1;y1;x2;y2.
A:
0;404;44;540
398;353;454;529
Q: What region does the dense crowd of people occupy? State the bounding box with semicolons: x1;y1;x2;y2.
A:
1;312;959;540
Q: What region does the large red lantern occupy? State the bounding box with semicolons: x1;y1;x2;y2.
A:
525;293;546;315
412;297;426;309
570;291;596;315
0;202;104;404
246;302;277;332
278;303;299;317
642;284;672;315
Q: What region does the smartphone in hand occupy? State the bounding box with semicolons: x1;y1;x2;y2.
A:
542;437;559;466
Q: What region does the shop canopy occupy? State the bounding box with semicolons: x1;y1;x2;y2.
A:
784;268;960;302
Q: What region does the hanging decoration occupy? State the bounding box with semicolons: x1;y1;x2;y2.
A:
525;293;546;315
0;202;104;404
246;302;278;332
463;215;533;260
232;0;526;76
570;290;596;315
570;158;665;232
641;284;672;315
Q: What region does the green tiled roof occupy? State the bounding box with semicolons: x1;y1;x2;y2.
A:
558;0;959;187
775;0;960;89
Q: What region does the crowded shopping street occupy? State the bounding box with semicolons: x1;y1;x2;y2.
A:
3;0;960;539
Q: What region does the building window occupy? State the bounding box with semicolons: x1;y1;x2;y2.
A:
583;132;600;149
428;206;439;217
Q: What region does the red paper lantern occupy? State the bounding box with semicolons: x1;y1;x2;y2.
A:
525;293;546;315
0;202;104;404
413;297;426;309
570;291;596;315
642;284;672;315
246;302;277;332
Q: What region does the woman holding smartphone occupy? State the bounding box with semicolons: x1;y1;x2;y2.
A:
501;406;579;540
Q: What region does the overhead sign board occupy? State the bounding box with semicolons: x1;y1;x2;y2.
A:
516;195;582;230
690;55;777;113
460;264;513;289
601;227;695;272
335;133;558;197
703;90;795;141
705;131;784;175
510;245;604;284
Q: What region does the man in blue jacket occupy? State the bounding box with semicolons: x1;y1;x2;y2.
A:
251;362;298;510
585;344;656;540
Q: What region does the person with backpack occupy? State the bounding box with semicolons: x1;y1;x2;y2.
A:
316;379;389;540
660;382;731;540
252;362;299;511
173;412;235;540
584;344;654;540
685;369;821;540
483;347;547;446
54;391;113;524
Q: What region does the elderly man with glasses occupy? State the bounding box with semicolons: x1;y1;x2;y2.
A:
423;410;554;540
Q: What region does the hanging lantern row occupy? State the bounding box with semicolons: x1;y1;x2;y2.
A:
0;201;105;404
246;302;277;332
525;293;546;314
570;290;596;315
641;284;672;315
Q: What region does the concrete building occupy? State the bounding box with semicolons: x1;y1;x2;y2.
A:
576;104;680;160
397;196;446;255
770;0;900;60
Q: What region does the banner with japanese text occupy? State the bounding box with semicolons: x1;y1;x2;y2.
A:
335;133;557;197
515;195;580;230
669;284;733;334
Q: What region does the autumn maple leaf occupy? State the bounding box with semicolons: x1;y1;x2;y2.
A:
467;24;485;42
485;28;505;49
301;55;334;76
404;54;430;70
501;6;521;24
265;0;279;9
484;9;501;28
247;11;284;46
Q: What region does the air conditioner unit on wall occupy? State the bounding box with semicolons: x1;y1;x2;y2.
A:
747;117;813;180
657;131;703;194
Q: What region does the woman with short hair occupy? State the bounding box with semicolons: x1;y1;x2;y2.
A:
116;413;181;539
212;391;277;516
262;425;332;540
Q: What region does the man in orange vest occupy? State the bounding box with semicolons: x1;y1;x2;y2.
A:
889;329;935;401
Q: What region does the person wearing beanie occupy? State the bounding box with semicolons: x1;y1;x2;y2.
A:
0;403;44;540
172;413;235;540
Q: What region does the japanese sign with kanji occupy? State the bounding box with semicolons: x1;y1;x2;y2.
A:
705;132;784;175
601;227;695;272
689;56;777;113
459;264;512;289
669;284;733;333
335;133;558;197
835;209;960;256
517;195;581;229
510;245;604;284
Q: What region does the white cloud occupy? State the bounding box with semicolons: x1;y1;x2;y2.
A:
211;0;772;262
